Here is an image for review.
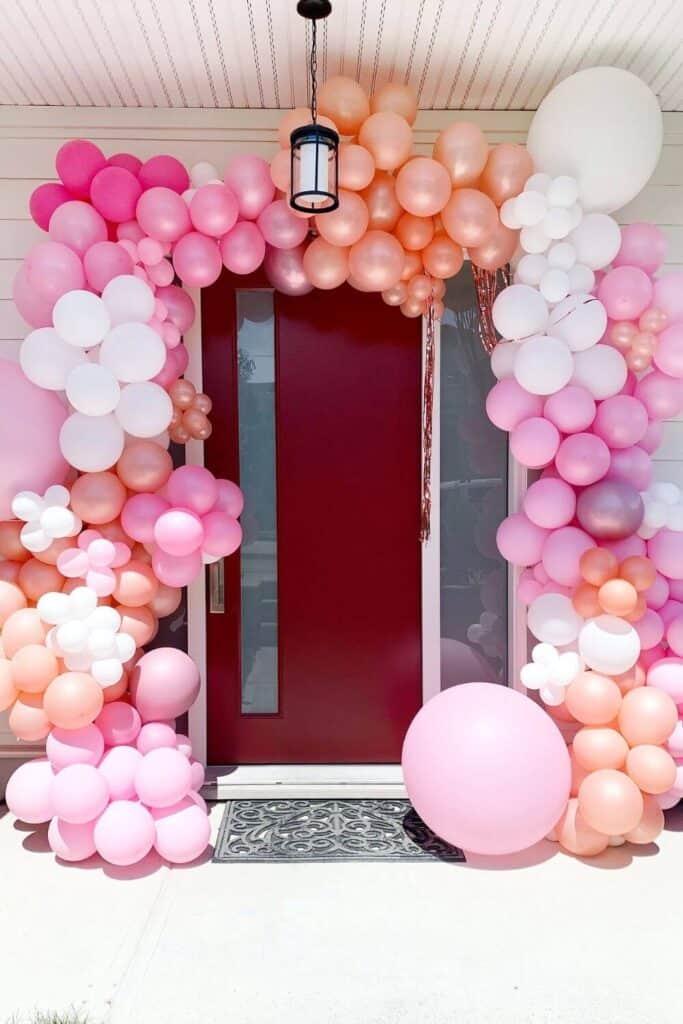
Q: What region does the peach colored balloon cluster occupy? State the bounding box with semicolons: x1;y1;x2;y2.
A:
168;378;213;444
573;548;656;621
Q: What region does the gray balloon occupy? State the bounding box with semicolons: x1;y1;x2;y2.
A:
576;479;644;540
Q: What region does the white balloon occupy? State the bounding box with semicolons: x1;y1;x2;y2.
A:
115;632;136;662
515;254;547;286
539;269;570;304
515;190;547;226
11;491;43;522
500;197;521;229
44;485;70;507
87;627;117;659
548;293;607;352
89;606;122;632
650;482;681;505
56;619;89;654
19;522;50;553
492;284;549;340
578;615;640;674
490;341;518;380
115;382;173;438
40;505;77;538
37;591;71;625
99;322;166;383
514;335;574;395
190;161;219;188
60;412;125;472
543;207;572;240
570;212;621;270
520;662;546;690
520;224;550;254
567;263;595;294
525;173;552;194
527;593;584;646
69;586;98;619
66;362;120;416
102;275;156;327
571;344;627;399
547;242;576;271
53;291;110;348
526;66;663;213
91;659;124;686
20;328;87;389
546;176;579;208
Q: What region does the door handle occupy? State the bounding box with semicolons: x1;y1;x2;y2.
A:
209;558;225;614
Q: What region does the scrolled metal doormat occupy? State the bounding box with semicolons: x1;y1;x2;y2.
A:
213;798;465;862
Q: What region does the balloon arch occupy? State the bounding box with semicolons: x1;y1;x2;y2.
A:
3;66;683;866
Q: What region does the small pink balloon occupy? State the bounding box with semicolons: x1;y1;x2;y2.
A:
95;701;142;747
652;271;683;324
154;508;205;557
30;182;73;231
135;747;192;808
654;324;683;379
646;656;683;702
52;763;109;825
645;572;670;610
614;223;667;275
49;200;108;257
639;419;663;454
201;509;243;559
189;760;205;791
136;722;178;755
224;155;275;220
156;284;196;333
94;800;156;866
46;724;105;772
649;528;683;580
215;479;244;518
48;817;97;862
152;546;203;587
523;478;576;530
137;186;192;243
635;370;683;420
543;386;596;434
634;608;664;650
167;465;219;515
130;647;200;723
257;199;309;249
24;241;85;305
121;493;170;544
83;241;135;293
56;139;106;198
98;745;144;801
592;395;649;449
173;231;222;287
90;166;143;223
598;266;653;321
607;445;653;492
496;513;549;567
138;155;190;194
542;526;595;588
190;184;239;237
152;796;211;863
264;243;313;296
485;378;544;431
510;417;560;469
555;433;611;486
220;220;266;275
5;759;55;823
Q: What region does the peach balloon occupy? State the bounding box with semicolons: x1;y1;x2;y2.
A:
479;143;534;206
148;583;183;618
362;171;402;231
11;644;59;694
626;744;677;794
395;213;434;252
614;663;646;694
348;230;404;292
569;749;589;796
431;278;446;300
315;189;369;246
395;157;452;217
469;221;518;272
33;536;72;566
70;471;127;525
317;76;370;135
598;579;638;617
98;519;134;547
572;727;629;772
358;112;413;171
624;794;664;844
0;521;31;563
302;237;349;290
408;274;433;302
2;608;47;658
400;250;423;281
624;594;647;624
113;559;159;608
555;797;609;856
18;560;64;602
131;542;153;565
9;692;51;742
0;561;21;584
580;547;619;587
620;555;656;592
116;604;157;647
0;659;16;712
169;379;196;409
117;440;173;493
277;107;337;147
370;82;418;125
102;673;129;704
565;672;622;726
183;408;212;440
433;121;489;187
441;188;498;248
572;582;602;618
382;282;408;306
578;768;644;836
422;233;464;279
270;148;291;192
338;143;375;191
43;671;104;729
618;686;678;746
400;296;425;318
0;580;27;627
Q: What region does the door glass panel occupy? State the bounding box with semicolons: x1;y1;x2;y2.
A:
440;269;508;687
237;291;278;713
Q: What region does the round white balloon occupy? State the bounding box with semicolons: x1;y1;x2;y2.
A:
539;269;570;304
115;382;173;438
567;264;595;294
571;344;628;399
99;322;167;383
526;66;663;213
520;224;551;255
515;254;547;286
492;284;549;340
514;335;574;395
578;615;640;674
548;293;607;351
527;593;584;646
52;291;110;348
102;275;156;327
60;412;125;472
20;328;87;390
66;362;120;416
547;242;576;271
570;213;621;270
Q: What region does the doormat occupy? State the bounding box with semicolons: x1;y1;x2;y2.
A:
213;798;465;863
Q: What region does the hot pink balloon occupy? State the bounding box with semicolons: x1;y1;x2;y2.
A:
24;241;85;305
264;243;313;296
220;220;266;275
635;370;683;420
5;759;55;824
130;647;200;722
121;493;170;544
523;478;576;530
46;724;105;771
543;386;596;434
83;241;134;292
137;186;191;243
156;284;196;333
48;817;97;862
201;509;243;559
649;528;683;580
654;324;683;379
510;417;560;469
607;445;653;492
49;200;108;257
56;139;106;198
30;182;72;231
614;223;667;275
542;526;594;587
257;199;309;249
52;763;109;825
167;465;219;515
224;155;275;220
152;796;211;864
555;432;611;486
653;271;683;323
592;395;648;448
108;152;143;175
138;155;190;194
94;800;156;866
154;508;205;557
190;184;239;237
215;478;244;518
172;231;222;287
90;166;143;223
485;378;543;431
496;513;549;567
598;266;653;321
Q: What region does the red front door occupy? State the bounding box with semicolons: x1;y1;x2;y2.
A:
203;273;422;764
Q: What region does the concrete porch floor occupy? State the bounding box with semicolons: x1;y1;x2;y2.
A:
1;801;681;1024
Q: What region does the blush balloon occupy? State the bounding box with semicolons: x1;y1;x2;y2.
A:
441;188;498;248
395;157;452;218
302;237;349;290
362;171;402;232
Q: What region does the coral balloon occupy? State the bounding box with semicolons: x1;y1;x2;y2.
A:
362;171;402;232
422;233;464;279
116;604;156;648
441;189;498;248
0;580;27;626
618;686;678;746
2;608;47;658
626;744;677;794
358;112;413;171
116;440;173;493
479;144;534;206
433;121;489;187
578;768;644;836
70;471;127;526
0;521;31;563
395;158;451;217
565;672;622;726
338;144;375;191
113;559;159;607
620;555;656;593
302;237;349;290
580;547;619;587
572;582;602;618
348;230;404;292
43;671;104;730
370;82;418;125
469;221;518;272
317;76;370;135
572;727;629;772
555;798;609;856
624;795;665;844
315;189;368;247
11;645;58;694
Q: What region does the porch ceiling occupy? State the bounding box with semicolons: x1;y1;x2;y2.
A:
2;0;683;112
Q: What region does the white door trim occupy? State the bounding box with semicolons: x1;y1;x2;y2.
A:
421;313;442;705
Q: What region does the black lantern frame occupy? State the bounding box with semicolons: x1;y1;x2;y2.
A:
290;123;339;213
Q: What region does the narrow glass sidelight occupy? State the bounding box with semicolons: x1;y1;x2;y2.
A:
236;291;279;713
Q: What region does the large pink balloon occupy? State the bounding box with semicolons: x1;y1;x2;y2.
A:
94;800;156;866
0;361;69;519
542;526;595;587
137;187;191;243
190;184;239;237
614;223;667;275
56;140;106;198
49;200;108;257
167;465;218;515
172;232;222;287
486;378;544;431
130;647;200;722
402;684;570;855
649;529;683;580
496;513;548;566
90;166;142;223
220;221;266;275
13;265;55;328
152;796;211;864
224;155;275;221
635;370;683;420
5;758;55;824
23;242;85;306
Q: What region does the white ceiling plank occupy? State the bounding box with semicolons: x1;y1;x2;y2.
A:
516;0;598;111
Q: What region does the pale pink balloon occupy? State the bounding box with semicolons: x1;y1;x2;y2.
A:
395;157;452;218
347;230;404;292
645;572;670;610
152;796;211;863
12;265;54;327
257;199;309;249
639;418;663;453
52;763;109;825
542;527;595;588
220;220;266;275
152;546;203;587
555;433;611;486
649;528;683;580
24;241;85;305
49;200;107;257
48;817;97;862
593;395;648;448
637;370;683;420
136;722;178;755
97;745;142;801
172;231;222;287
543;386;596;434
653;271;683;323
653;324;683;379
135;747;192;808
130;647;200;723
496;513;549;566
46;724;105;772
201;509;243;559
96;701;142;746
215;478;245;518
121;493;170;544
486;378;543;432
94;800;156;866
154;509;205;557
190;184;239;237
224;155;275;220
523;478;576;530
137;187;192;243
84;241;134;292
614;223;667;274
510;417;560;469
598;266;653;321
5;759;55;824
606;445;653;492
634;608;664;650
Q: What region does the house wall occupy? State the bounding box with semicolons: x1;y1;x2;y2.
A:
1;106;682;764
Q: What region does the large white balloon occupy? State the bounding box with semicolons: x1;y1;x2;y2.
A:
490;341;519;380
570;213;621;270
60;412;125;472
527;592;584;646
514;335;574;396
572;344;628;399
526;67;662;213
548;294;607;351
20;327;86;390
492;284;549;340
578;615;640;675
99;323;167;383
52;291;111;348
102;275;156;327
115;382;173;438
66;362;120;416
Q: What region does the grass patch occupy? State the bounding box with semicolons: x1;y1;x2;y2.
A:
7;1011;92;1024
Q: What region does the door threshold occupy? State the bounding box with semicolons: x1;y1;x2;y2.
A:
203;764;407;800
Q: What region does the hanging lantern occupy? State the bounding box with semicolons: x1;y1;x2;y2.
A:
290;0;339;214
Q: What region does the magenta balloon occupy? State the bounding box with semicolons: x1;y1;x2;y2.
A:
542;526;595;587
0;360;69;518
575;479;644;540
172;232;222;287
510;416;560;469
12;265;54;327
614;223;667;275
649;528;683;580
29;182;72;231
24;241;85;305
543;385;596;434
496;512;549;567
155;284;195;333
485;378;543;431
49;200;108;257
224;155;275;220
167;465;218;515
83;241;134;292
264;243;313;296
108;152;143;175
598;266;653;321
654;324;683;379
257;199;309;249
130;647;201;722
592;394;648;448
56;139;106;197
402;683;570;855
555;432;611;486
653;271;683;323
90;166;142;223
635;369;683;420
190;184;239;237
220;221;266;275
138;154;190;194
523;477;576;530
201;508;243;558
137;186;191;243
607;445;653;492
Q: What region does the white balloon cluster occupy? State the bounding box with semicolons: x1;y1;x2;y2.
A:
184;161;222;204
638;482;683;538
466;610;505;659
520;642;584;706
37;586;136;687
11;485;81;553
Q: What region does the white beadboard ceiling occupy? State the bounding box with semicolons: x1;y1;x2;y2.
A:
1;0;683;111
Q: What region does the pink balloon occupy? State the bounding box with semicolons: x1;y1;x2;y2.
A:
136;722;178;755
598;266;653;321
592;395;648;448
220;220;266;275
190;184;239;237
24;241;85;305
402;683;570;855
155;284;196;333
649;528;683;580
189;760;205;791
518;575;543;605
496;513;549;567
137;187;191;243
108;153;143;176
654;324;683;379
49;200;108;257
30;182;72;231
602;534;647;560
90;166;142;223
646;657;683;702
215;479;244;518
606;445;653;492
48;817;97;862
94;800;156;866
138;155;190;194
224;155;275;220
555;433;611;486
46;724;105;772
135;747;192;808
485;378;543;431
56;139;106;198
543;385;596;434
121;493;170;544
5;759;55;824
257;199;309;249
98;745;144;801
510;417;560;469
152;796;211;863
666;616;683;655
13;265;55;327
264;243;313;296
95;701;142;746
634;608;664;650
201;509;243;559
130;647;200;723
660;598;683;625
154;508;205;557
653;271;683;324
645;572;670;610
614;223;667;275
542;526;594;587
167;465;219;515
639;419;663;454
635;370;683;420
151;546;202;587
0;361;69;519
669;580;683;601
52;763;109;825
83;241;134;292
172;232;222;287
176;733;193;758
523;478;576;529
117;220;146;244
